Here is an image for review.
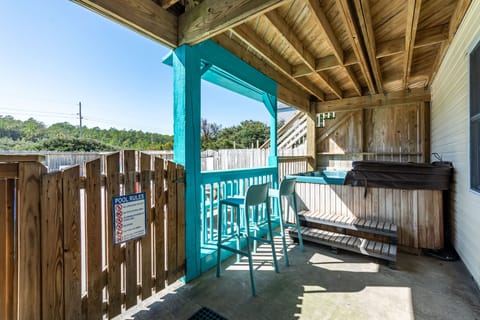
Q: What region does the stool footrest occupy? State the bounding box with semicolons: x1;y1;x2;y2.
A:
219;244;249;257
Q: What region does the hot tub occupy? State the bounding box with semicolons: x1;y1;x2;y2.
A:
286;169;348;184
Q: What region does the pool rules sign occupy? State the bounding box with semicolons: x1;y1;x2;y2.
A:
112;192;147;245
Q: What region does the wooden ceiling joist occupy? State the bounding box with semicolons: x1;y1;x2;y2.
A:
213;33;311;112
306;0;361;96
265;10;343;99
72;0;178;48
178;0;287;45
428;0;472;85
159;0;179;9
316;88;431;113
376;25;449;59
337;0;376;94
231;24;326;101
292;51;358;77
403;0;422;88
354;0;383;93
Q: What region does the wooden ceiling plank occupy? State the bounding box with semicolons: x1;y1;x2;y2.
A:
305;0;343;63
337;0;376;94
72;0;177;48
428;0;472;86
354;0;383;92
307;0;361;96
403;0;422;88
265;10;316;69
179;0;287;45
159;0;179;9
213;33;311;111
231;25;326;101
265;10;343;99
344;65;362;96
376;26;449;59
316;88;430;113
293;52;358;78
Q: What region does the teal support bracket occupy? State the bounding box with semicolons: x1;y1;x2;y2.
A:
172;45;202;282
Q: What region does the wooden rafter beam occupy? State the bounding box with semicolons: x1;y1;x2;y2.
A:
159;0;179;9
231;25;325;101
337;0;376;94
306;0;343;63
265;10;343;99
214;34;311;111
316;88;430;113
403;0;422;88
292;51;357;77
376;25;449;59
72;0;178;48
178;0;287;45
428;0;472;85
354;0;382;92
306;0;361;96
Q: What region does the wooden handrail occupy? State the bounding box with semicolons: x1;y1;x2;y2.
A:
0;163;19;179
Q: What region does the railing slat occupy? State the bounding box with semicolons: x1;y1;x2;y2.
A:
124;150;138;309
106;153;122;317
140;153;153;299
154;158;166;291
166;161;177;284
85;159;103;319
41;171;65;320
176;165;186;278
0;179;16;320
17;162;45;320
63;166;82;320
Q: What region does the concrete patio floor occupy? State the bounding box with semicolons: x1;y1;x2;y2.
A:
117;237;480;320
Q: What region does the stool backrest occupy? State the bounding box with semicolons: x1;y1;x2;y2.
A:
279;178;296;196
245;183;269;207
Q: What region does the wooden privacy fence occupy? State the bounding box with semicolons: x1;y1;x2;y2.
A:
0;151;185;320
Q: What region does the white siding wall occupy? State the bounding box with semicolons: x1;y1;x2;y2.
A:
431;0;480;287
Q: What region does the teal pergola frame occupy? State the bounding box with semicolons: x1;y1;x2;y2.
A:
163;40;278;281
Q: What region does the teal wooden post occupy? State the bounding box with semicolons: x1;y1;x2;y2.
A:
264;93;278;169
172;45;201;281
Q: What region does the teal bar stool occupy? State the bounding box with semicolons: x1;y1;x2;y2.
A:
216;182;279;296
269;178;304;267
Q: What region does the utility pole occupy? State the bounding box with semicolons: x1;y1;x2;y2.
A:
78;101;83;138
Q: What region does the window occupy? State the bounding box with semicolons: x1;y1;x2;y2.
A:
470;40;480;192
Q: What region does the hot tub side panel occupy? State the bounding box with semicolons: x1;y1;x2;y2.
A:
294;182;443;249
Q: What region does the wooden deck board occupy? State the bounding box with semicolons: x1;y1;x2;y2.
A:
289;227;396;264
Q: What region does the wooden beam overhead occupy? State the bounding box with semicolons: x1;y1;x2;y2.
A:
231;25;326;101
159;0;180;9
403;0;422;88
72;0;178;48
265;11;316;69
178;0;287;45
428;0;472;85
354;0;383;92
212;33;311;112
292;51;358;77
376;25;449;59
307;0;361;96
337;0;376;94
316;88;430;113
265;10;343;99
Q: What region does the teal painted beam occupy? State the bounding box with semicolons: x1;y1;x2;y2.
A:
172;45;202;282
196;40;276;96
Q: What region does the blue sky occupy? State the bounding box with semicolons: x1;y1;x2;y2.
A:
0;0;273;135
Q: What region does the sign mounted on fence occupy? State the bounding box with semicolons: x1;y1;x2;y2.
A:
112;192;147;245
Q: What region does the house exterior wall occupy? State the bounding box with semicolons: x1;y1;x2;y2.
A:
431;0;480;287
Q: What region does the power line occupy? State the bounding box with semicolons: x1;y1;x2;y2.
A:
77;101;83;138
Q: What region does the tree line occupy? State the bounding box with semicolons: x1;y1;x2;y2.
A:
0;115;277;152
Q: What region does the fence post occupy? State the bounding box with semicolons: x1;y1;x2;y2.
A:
17;162;46;320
